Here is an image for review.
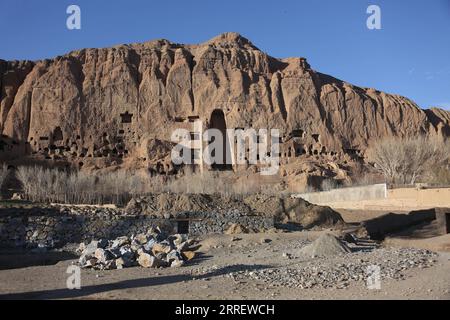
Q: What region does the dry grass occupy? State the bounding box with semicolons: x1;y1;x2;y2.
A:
14;165;285;205
163;170;280;196
16;166;150;206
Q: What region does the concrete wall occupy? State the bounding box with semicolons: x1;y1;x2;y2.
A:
293;184;387;206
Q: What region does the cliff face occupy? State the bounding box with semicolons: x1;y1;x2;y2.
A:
1;32;449;175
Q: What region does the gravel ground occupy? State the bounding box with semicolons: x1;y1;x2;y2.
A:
231;247;438;289
0;231;449;300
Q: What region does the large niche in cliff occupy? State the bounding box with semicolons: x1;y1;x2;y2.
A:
209;109;233;171
52;127;63;142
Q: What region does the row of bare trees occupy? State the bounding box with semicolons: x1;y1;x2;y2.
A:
367;136;450;185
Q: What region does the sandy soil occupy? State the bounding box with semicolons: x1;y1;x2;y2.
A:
0;231;449;300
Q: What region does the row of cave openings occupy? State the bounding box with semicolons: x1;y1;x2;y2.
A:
21;108;363;172
165;110;354;175
29;111;136;167
168;109;364;174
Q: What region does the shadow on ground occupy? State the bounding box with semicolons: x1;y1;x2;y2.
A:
0;264;270;300
0;250;77;270
361;209;438;240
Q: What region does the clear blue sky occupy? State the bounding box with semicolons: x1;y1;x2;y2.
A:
1;0;449;110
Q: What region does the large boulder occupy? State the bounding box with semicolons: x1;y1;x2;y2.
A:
281;197;346;230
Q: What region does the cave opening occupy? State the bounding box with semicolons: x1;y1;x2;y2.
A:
209;109;232;171
120;112;133;124
53;127;63;142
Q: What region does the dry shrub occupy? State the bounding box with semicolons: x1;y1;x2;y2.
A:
367;136;450;185
15;164;286;205
16;166;152;205
428;164;450;185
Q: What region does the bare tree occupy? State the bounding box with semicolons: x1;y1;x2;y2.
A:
367;136;450;185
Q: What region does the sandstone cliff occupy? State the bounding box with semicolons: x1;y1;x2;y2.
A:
1;32;449;180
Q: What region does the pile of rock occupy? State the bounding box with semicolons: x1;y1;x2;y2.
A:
125;193;346;231
297;233;351;257
77;227;198;270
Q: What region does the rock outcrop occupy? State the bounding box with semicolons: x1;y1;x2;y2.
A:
1;32;449;180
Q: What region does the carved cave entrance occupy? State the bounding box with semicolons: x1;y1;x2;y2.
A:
209;109;232;171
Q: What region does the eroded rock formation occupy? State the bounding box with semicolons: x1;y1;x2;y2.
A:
1;32;449;184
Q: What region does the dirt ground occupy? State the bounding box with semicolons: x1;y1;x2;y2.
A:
0;230;449;300
1;193;449;300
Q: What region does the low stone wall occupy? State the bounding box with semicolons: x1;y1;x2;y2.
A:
0;206;273;249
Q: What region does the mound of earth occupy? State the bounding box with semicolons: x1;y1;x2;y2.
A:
298;233;351;257
126;193;346;230
126;193;253;217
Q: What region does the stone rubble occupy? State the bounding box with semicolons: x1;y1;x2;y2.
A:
77;227;199;270
297;233;351;257
231;247;438;289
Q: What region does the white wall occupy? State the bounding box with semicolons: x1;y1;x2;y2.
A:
293;184;387;205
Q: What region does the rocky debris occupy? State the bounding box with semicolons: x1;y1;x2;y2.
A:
232;248;438;289
0;194;346;249
0;204;273;248
282;198;346;229
225;224;249;235
77;227;199;270
126;193;346;231
11;193;24;200
137;253;167;268
125;194;220;217
282;252;294;260
181;251;196;261
297;233;351;257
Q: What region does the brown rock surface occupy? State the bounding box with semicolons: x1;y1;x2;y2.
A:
1;32;449;181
